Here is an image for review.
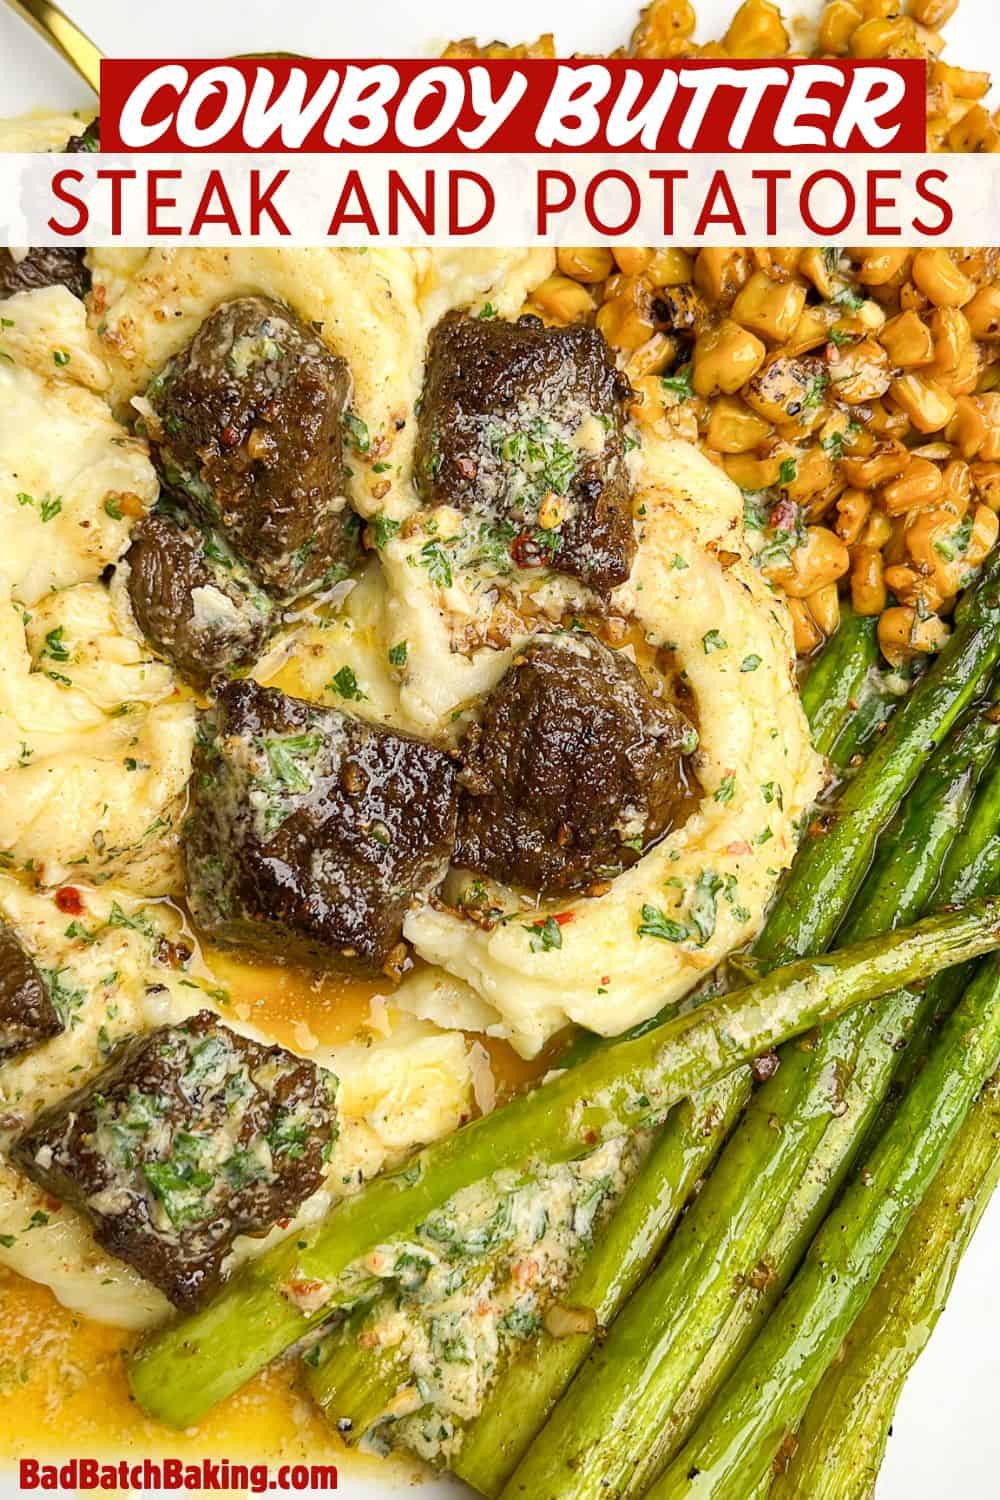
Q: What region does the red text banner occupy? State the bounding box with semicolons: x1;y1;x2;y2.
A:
97;58;928;155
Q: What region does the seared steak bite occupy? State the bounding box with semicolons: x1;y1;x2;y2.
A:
125;509;276;687
414;312;635;594
456;635;696;893
184;680;459;974
0;247;89;302
0;924;62;1064
143;296;358;597
11;1010;337;1309
0;127;97;302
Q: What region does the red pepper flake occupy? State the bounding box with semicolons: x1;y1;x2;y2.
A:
43;1195;62;1213
726;841;751;857
552;912;575;927
600;975;611;987
769;497;799;533
54;887;84;916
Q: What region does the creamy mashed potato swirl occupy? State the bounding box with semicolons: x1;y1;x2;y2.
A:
406;437;824;1055
0;135;824;1331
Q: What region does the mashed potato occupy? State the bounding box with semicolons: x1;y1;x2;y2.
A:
0;876;479;1329
0;143;824;1328
405;436;824;1054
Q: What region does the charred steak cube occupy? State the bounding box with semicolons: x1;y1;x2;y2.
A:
184;680;458;974
0;247;89;302
456;634;696;893
414;312;635;593
143;296;358;597
0;129;96;302
125;509;276;688
0;924;63;1064
11;1010;337;1309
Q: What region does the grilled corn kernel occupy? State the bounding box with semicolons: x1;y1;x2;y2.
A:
692;320;768;396
819;0;864;53
972;462;1000;511
767;525;850;598
528;274;594;323
860;510;894;549
928;306;971;381
723;0;789;56
836;489;872;546
842;441;910;491
631;0;697;56
647;249;695;287
556;247;616;283
856;249;911;287
931;61;992;100
731;271;808;343
788;597;824;655
723;452;783;490
705;395;773;453
881;457;945;515
880;607;950;666
946;396;990;459
889;374;957;435
969;504;1000;563
851;546;888;616
850;16;913;55
881;309;935;368
908;0;959;26
964;285;1000;341
783;447;836;504
613;247;655;276
825;339;893;404
807;583;841;638
911;249;975;309
941;459;973;514
694;248;750;305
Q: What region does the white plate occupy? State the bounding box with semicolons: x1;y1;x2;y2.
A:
2;2;1000;1495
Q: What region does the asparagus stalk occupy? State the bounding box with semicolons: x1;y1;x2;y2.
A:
643;725;1000;1487
860;740;1000;1148
771;1071;1000;1500
754;546;1000;964
128;900;1000;1429
647;952;1000;1500
825;659;903;774
313;607;887;1484
495;703;1000;1500
131;556;1000;1429
307;1086;745;1445
799;605;880;759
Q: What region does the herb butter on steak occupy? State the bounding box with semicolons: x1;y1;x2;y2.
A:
0;923;63;1063
125;508;276;687
414;312;635;593
456;634;697;893
184;680;458;974
142;296;358;597
11;1010;337;1309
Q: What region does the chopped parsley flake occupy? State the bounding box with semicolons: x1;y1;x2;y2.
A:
637;904;688;944
526;916;563;953
328;665;366;701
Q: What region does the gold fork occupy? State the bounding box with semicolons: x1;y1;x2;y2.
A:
3;0;303;101
3;0;101;93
